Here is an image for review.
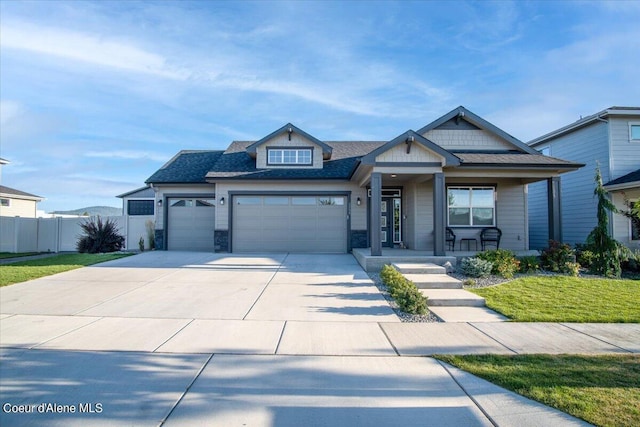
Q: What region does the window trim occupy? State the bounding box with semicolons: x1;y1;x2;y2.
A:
447;186;496;227
0;198;10;208
266;146;313;166
630;123;640;142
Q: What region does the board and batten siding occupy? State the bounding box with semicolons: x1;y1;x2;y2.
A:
422;129;514;151
255;133;323;169
528;121;609;246
214;181;365;231
609;117;640;180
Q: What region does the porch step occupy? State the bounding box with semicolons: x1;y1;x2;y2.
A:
421;289;486;307
392;262;446;274
404;273;463;289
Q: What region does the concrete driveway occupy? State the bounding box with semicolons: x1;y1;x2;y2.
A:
0;252;596;426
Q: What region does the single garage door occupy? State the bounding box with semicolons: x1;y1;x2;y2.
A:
167;198;215;251
233;195;347;253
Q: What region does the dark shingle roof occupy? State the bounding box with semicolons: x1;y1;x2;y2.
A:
205;141;385;180
0;185;42;200
146;150;224;183
454;153;583;168
605;168;640;187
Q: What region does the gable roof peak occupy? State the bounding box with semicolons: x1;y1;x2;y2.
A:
246;123;333;160
417;106;539;155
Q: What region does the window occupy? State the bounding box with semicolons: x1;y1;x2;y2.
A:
448;187;495;226
127;200;154;215
0;198;10;207
236;197;261;205
196;199;215;207
630;124;640;141
267;148;312;165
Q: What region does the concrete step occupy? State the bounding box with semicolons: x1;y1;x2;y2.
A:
421;289;486;307
428;306;507;322
392;263;446;274
404;274;463;289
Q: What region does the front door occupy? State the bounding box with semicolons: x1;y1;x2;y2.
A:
381;199;390;247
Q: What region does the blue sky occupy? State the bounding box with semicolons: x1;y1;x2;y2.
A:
1;0;639;212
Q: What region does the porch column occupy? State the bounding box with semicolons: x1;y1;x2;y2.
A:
547;176;562;242
370;172;382;256
433;172;446;256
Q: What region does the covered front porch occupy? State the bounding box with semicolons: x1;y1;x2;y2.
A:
352;247;540;272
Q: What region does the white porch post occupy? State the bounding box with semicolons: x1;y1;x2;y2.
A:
370;172;382;256
547;177;562;242
433;173;446;256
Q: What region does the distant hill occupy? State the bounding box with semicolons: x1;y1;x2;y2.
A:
52;206;122;217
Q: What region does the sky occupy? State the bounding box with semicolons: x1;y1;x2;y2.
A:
1;0;639;212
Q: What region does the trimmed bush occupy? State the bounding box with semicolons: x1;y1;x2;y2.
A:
541;240;578;276
379;265;428;315
460;257;493;278
77;216;125;254
518;256;540;273
476;249;519;278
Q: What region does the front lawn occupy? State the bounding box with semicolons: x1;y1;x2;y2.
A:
469;276;640;322
436;354;640;427
0;252;40;260
0;253;133;287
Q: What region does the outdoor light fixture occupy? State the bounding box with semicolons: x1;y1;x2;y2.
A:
219;197;225;205
356;197;361;206
157;199;163;207
391;174;397;178
287;127;293;140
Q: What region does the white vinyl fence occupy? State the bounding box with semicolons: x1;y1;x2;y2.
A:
0;215;154;253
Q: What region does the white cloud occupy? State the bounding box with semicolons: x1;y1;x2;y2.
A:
84;150;168;163
0;100;24;126
1;21;188;80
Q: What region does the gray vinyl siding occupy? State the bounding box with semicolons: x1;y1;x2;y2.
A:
528;121;609;246
447;178;527;251
401;182;432;251
527;180;549;250
609;117;640;179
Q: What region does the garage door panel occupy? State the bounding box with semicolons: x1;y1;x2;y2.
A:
233;195;347;253
168;198;215;251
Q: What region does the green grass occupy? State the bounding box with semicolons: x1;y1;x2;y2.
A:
0;253;133;287
436;354;640;427
0;252;41;260
469;276;640;322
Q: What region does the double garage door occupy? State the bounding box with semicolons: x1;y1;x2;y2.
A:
167;198;216;251
232;195;347;253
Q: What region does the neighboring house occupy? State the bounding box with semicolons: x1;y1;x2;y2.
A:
528;107;640;250
0;185;43;218
146;106;582;255
0;158;44;218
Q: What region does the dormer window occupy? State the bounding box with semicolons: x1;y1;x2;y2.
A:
267;148;312;165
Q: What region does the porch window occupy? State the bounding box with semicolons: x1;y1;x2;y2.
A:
267;148;312;165
447;187;495;226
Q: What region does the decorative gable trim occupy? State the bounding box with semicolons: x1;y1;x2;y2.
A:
417;106;539;155
246;123;333;160
360;130;460;166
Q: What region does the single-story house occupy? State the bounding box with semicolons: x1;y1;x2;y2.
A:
0;158;43;218
145;106;583;255
528;107;640;249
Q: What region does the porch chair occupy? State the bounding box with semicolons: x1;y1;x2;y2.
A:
445;227;456;251
480;227;502;250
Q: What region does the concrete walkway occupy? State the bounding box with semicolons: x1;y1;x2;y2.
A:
2;252;634;426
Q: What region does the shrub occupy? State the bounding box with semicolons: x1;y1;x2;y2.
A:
541;240;577;275
623;250;640;273
518;256;540;273
460;257;493;278
77;216;125;254
463;278;477;287
379;265;428;315
575;243;596;269
476;249;519;278
145;220;155;250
